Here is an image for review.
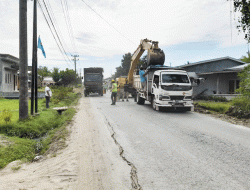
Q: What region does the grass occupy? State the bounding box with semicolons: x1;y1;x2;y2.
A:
0;135;36;169
195;101;232;114
0;87;81;169
0;99;45;124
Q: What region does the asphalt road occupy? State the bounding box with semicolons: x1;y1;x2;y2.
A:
87;92;250;190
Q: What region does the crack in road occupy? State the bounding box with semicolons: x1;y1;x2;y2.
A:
105;117;142;190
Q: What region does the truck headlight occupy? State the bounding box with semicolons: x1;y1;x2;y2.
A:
159;95;170;100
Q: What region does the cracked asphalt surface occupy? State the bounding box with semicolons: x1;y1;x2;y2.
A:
90;92;250;190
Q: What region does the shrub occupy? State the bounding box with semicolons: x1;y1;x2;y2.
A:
197;95;228;102
226;96;250;118
0;110;12;124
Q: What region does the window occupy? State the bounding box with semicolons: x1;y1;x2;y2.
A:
162;74;189;83
10;74;11;83
5;74;7;83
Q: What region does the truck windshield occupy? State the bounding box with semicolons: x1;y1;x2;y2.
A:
162;74;189;83
85;74;101;82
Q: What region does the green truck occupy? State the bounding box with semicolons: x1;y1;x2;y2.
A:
84;67;104;97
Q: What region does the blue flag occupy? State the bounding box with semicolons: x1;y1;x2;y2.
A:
38;36;46;58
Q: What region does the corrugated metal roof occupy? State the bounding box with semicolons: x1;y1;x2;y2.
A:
177;56;246;68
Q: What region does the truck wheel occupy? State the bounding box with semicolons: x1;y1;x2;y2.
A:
137;93;145;105
151;96;157;110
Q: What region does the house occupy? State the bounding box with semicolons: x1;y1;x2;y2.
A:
0;54;19;93
178;56;248;100
41;76;55;86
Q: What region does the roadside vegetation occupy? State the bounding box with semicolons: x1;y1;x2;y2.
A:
0;86;82;169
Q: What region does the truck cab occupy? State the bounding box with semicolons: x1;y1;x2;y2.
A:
150;70;193;111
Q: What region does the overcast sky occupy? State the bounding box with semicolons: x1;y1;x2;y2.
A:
0;0;248;78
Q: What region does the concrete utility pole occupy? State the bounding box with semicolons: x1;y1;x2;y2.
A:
19;0;29;119
72;55;79;74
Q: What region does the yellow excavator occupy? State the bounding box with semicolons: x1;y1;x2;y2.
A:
126;38;165;99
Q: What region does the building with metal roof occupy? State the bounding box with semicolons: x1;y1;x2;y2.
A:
178;56;248;99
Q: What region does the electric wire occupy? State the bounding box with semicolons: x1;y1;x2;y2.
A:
42;0;72;61
61;0;77;53
40;0;72;63
80;0;136;45
37;0;71;66
45;0;73;56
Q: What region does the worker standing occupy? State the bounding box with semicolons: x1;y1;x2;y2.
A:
111;79;117;105
139;66;147;91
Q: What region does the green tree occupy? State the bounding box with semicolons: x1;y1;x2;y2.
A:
38;66;51;84
59;68;81;86
51;67;61;83
234;0;250;41
114;53;147;79
237;64;250;97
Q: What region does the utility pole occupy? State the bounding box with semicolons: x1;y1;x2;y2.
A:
31;0;37;115
19;0;29;119
72;55;79;74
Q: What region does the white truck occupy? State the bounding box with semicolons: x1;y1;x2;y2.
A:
135;65;194;111
126;39;200;111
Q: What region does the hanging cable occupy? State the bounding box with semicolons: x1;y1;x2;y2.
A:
38;0;71;66
80;0;136;45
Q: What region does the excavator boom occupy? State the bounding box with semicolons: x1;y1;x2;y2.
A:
127;39;165;85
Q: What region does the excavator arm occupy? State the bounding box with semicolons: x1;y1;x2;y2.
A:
127;39;165;85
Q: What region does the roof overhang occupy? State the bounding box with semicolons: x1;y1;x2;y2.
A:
4;67;18;71
197;71;238;75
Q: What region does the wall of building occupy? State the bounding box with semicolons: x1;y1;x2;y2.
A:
0;62;18;92
0;62;2;91
193;72;239;97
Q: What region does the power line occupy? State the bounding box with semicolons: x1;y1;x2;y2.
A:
38;0;71;66
41;0;72;62
80;0;136;45
61;0;77;53
45;0;73;55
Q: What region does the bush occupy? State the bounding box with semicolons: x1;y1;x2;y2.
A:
226;96;250;118
0;110;12;124
197;95;228;102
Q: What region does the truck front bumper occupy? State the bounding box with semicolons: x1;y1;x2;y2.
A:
155;100;194;111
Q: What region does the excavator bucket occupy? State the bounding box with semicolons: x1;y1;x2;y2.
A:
147;48;165;66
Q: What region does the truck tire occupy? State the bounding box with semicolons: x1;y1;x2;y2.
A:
151;96;157;110
137;93;145;105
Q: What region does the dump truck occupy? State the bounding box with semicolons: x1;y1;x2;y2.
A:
84;67;103;97
126;39;201;111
